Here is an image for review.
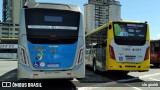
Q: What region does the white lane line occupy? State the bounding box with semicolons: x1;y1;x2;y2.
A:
149;78;160;81
77;81;117;90
117;77;139;83
139;72;160;79
78;87;99;90
124;83;142;90
89;81;117;87
72;78;79;81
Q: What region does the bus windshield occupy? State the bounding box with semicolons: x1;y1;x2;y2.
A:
151;41;160;52
113;22;147;45
25;8;80;44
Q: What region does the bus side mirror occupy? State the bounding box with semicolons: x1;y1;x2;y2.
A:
109;25;112;30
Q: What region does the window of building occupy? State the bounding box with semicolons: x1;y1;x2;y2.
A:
15;24;19;26
2;36;9;38
15;28;19;31
2;32;9;34
2;28;9;30
15;33;19;35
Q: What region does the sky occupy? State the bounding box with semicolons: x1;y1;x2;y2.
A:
0;0;159;40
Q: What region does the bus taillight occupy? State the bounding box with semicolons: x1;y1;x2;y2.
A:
21;48;27;64
109;45;115;60
77;49;83;64
144;47;150;60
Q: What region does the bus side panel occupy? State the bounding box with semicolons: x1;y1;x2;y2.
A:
73;13;85;78
18;9;31;79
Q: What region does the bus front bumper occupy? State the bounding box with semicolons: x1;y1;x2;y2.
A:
107;60;150;71
18;64;85;80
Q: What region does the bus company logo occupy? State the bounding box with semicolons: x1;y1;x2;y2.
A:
132;48;141;51
119;52;123;55
122;48;131;51
2;82;11;87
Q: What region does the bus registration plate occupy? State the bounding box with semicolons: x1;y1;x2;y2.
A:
47;63;59;67
45;71;60;74
126;58;135;61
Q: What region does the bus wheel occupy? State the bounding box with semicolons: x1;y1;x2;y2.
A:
154;64;159;68
93;58;98;73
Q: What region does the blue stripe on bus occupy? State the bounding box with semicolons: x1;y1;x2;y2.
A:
27;41;78;69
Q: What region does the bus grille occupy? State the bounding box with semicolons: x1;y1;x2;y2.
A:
125;66;136;68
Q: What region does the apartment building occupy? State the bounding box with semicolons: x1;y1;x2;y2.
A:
0;0;35;38
84;0;121;33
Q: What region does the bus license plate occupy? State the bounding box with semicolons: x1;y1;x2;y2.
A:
45;71;60;74
47;63;59;67
126;58;135;61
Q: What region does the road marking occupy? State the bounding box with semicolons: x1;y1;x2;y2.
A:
72;78;78;81
124;83;142;90
89;81;117;87
139;72;160;79
149;78;160;81
117;77;139;83
78;87;99;90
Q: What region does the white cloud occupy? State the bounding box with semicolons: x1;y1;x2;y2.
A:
157;34;160;37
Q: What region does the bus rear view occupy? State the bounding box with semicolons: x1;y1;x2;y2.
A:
85;21;150;74
111;21;150;71
18;2;85;80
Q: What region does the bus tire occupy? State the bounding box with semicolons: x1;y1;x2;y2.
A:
93;58;98;73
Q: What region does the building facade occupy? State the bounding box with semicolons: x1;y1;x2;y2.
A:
1;0;35;38
84;0;121;33
0;22;19;38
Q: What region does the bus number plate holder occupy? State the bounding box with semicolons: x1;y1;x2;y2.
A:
45;71;60;74
126;58;135;61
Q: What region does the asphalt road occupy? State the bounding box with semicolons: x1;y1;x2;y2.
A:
0;60;160;90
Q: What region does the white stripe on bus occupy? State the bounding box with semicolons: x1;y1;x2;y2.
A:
28;25;78;30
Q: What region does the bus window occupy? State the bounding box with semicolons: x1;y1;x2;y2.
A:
154;47;160;52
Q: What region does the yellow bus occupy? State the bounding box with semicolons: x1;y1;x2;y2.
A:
85;21;150;73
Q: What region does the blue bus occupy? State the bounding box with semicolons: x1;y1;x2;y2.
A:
18;2;85;80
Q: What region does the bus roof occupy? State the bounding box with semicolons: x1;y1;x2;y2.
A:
85;21;111;37
151;39;160;43
23;2;80;12
117;20;147;23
